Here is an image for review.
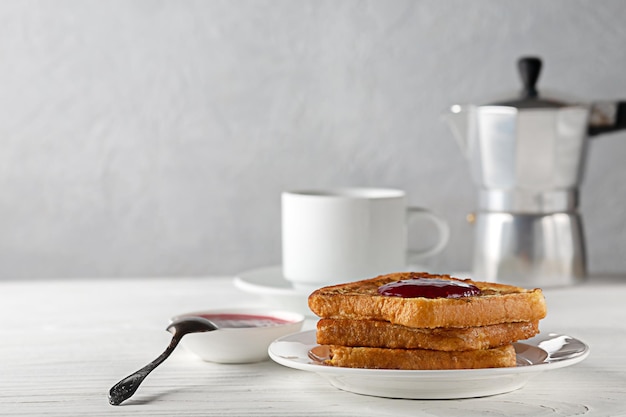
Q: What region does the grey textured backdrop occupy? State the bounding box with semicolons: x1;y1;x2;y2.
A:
1;0;625;279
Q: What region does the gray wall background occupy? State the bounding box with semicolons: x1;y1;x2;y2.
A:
1;0;625;280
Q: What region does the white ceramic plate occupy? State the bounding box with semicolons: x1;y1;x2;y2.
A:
268;330;589;399
233;266;313;316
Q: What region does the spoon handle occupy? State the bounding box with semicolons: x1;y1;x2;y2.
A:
108;334;181;405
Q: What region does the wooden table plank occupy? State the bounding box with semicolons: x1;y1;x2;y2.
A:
1;276;625;416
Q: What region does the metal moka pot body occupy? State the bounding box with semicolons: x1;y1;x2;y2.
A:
444;57;626;286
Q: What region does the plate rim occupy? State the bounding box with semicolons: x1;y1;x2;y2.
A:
268;329;590;378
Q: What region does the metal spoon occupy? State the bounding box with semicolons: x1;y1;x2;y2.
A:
108;317;218;406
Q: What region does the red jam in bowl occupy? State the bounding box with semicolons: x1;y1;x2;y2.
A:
194;313;293;328
377;278;481;299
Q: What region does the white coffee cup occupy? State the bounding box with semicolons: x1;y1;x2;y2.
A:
281;188;449;288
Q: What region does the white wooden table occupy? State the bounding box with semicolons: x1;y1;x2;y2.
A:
2;274;625;416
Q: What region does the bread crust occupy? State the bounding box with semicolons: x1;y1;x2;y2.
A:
308;272;547;328
316;318;539;351
319;344;517;370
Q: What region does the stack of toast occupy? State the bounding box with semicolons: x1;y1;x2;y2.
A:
308;272;547;370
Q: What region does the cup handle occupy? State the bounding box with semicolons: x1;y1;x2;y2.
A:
406;207;450;261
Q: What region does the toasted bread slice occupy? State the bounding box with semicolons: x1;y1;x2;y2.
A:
312;344;517;370
308;272;547;328
316;318;539;351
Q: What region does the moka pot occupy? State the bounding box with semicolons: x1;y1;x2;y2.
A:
444;57;626;286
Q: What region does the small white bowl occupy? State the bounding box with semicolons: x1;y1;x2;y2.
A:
172;308;305;364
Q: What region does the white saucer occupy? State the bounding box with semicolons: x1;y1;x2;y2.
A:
233;266;473;316
268;330;590;399
233;266;313;316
